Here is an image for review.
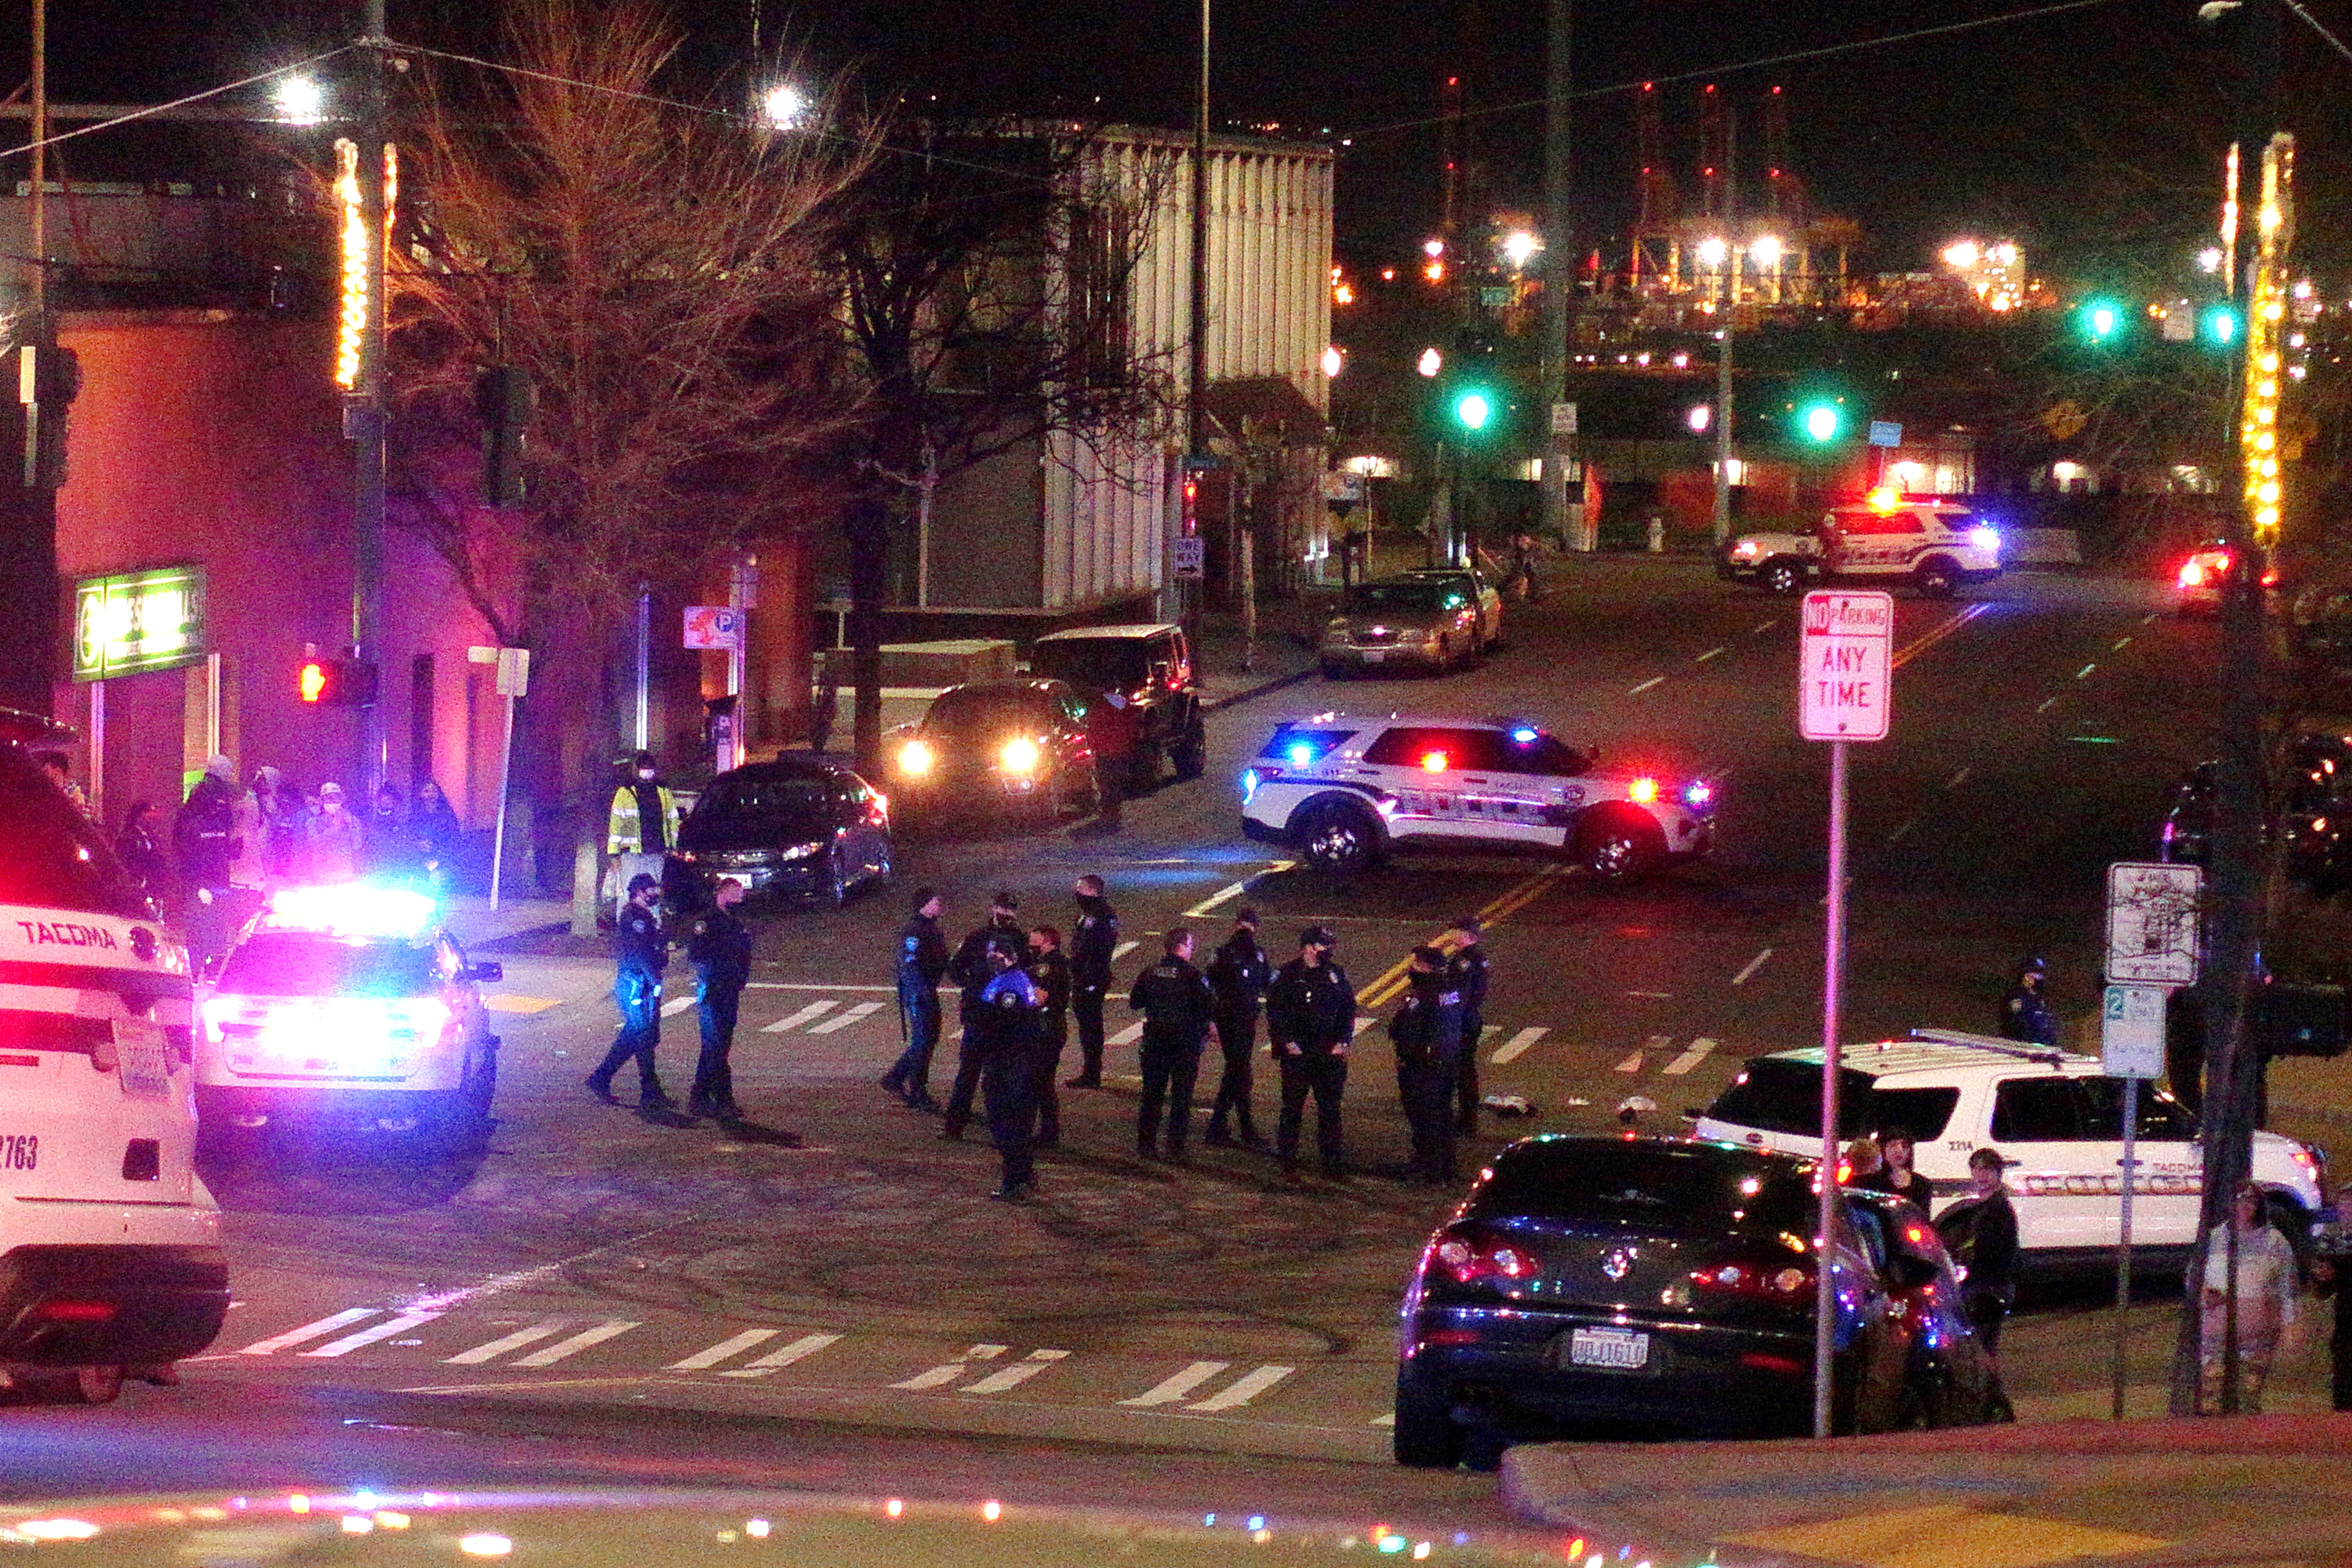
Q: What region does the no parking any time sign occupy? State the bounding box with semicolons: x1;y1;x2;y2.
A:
1799;590;1894;742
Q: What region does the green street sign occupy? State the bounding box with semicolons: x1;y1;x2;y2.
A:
71;565;207;682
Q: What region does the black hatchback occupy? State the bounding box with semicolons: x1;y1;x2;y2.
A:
664;757;893;910
1393;1135;1913;1463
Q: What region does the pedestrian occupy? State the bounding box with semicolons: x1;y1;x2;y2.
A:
1066;873;1119;1088
1128;927;1218;1162
1265;925;1357;1183
880;887;950;1111
1997;956;2060;1046
410;779;463;897
809;660;839;757
174;755;242;972
1858;1129;1936;1210
686;877;754;1122
1026;924;1071;1146
1204;908;1273;1147
2198;1180;2301;1413
942;891;1025;1138
34;750;88;816
226;771;266;889
1446;916;1489;1132
2313;1215;2352;1411
1391;946;1466;1184
606;750;680;921
252;766;305;881
114;800;170;907
307;782;363;882
1935;1147;2021;1368
972;942;1048;1199
586;872;674;1110
1844;1136;1884;1186
362;782;418;881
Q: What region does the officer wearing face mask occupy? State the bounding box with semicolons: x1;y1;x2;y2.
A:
607;751;680;922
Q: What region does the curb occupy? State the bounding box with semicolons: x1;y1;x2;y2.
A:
1204;664;1318;714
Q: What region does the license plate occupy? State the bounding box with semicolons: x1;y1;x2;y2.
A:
1361;649;1386;663
1567;1326;1650;1371
112;1017;172;1100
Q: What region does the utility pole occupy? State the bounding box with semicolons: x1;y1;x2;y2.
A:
1711;113;1738;546
1538;0;1572;548
1179;0;1209;640
0;0;62;718
350;0;390;798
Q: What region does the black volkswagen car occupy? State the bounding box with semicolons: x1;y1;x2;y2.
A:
888;679;1103;826
664;757;892;909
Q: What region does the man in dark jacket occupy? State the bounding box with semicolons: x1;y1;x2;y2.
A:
1128;927;1218;1160
974;945;1048;1200
1265;926;1356;1182
1026;925;1072;1146
882;888;950;1110
1392;946;1467;1184
1998;957;2060;1047
1936;1146;2022;1368
942;891;1025;1137
1066;873;1120;1087
174;754;242;973
587;872;673;1110
1446;916;1490;1132
686;877;754;1121
1204;908;1273;1147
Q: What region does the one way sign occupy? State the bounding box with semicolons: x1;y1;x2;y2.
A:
1799;590;1893;742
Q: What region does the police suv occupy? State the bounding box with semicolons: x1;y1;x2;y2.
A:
1722;498;2003;598
1695;1031;2328;1271
0;708;228;1405
1240;714;1716;879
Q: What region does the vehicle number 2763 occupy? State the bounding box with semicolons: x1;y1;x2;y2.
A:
1;1134;37;1171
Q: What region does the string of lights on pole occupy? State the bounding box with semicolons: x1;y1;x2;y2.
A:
2239;133;2294;550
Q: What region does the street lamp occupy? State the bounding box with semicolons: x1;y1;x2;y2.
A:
1417;347;1443;378
1686;402;1712;433
1942;239;1981;271
1321;344;1344;379
759;83;809;129
1750;233;1784;304
273;76;326;125
1501;230;1541;271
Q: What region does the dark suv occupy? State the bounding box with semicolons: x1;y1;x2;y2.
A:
1029;623;1207;795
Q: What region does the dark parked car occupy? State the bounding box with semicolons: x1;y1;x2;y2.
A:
2161;740;2351;894
1845;1189;2008;1427
1392;1135;1917;1463
665;757;892;909
888;679;1103;825
1028;623;1207;793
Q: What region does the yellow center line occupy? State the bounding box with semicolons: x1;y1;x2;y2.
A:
1356;864;1566;1009
1889;601;1991;670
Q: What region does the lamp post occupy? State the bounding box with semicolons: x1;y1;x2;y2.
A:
1695;236;1734;545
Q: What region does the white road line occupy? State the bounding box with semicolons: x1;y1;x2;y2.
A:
1945;767;1971;790
807;1001;885;1034
511;1319;640;1367
1755;619;1778;634
960;1348;1071;1394
1112;941;1140;960
667;1328;784;1370
2141;613;2158;625
1886;818;1916;847
660;995;697;1017
239;1307;378;1356
1490;1027;1548;1065
1183;861;1296;919
2112;635;2134;651
2076;663;2097;680
2036;696;2058;713
444;1317;571;1365
1628;676;1666;695
1624;990;1672;999
1109;1021;1145;1046
1731;948;1774;986
1615;1036;1666;1074
1185;1363;1295;1411
893;1343;1008;1391
1694;646;1725;663
303;1310;444;1358
1354;1015;1379;1035
762;1000;840;1033
718;1331;843;1378
1120;1360;1231;1407
1371;1412;1397;1427
1662;1038;1718;1076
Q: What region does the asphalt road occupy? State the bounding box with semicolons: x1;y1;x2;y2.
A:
18;556;2335;1507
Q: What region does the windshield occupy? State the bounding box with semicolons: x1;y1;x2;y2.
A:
1346;581;1452;614
1031;639;1150;690
0;743;151;918
217;932;442;998
1467;1140;1815;1235
925;688;1051;736
700;777;845;817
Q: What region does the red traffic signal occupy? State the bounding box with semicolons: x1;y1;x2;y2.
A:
298;660;328;703
297;656;378;707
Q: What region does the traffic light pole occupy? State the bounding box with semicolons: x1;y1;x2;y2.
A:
1538;0;1573;549
349;1;389;799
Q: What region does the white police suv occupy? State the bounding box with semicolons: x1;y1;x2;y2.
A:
1240;714;1716;878
1723;498;2003;598
1;708;228;1405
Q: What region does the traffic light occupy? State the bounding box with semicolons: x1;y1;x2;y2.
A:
297;655;378;706
2200;302;2240;348
476;365;534;507
1452;387;1495;433
1799;401;1842;443
2079;296;2125;344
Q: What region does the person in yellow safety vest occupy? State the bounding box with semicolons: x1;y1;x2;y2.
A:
607;751;681;917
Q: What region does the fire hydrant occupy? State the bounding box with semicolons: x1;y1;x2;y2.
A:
1646;513;1666;554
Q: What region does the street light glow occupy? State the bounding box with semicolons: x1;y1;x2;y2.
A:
1321;345;1344;379
273;76;326;125
1749;233;1783;269
1694;235;1729;269
2197;247;2224;273
760;83;809;128
1686;403;1712;434
1422;237;1446;259
1942;239;1980;270
1417;347;1442;378
1501;230;1541;270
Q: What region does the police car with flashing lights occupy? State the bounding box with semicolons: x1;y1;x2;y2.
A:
0;707;228;1406
1240;714;1717;879
192;884;504;1156
1694;1031;2329;1273
1721;498;2003;598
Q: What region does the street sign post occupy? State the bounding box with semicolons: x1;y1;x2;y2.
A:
683;605;745;651
1172;537;1206;581
2103;977;2170;1424
1868;420;1904;449
1797;589;1894;1438
469;645;532;912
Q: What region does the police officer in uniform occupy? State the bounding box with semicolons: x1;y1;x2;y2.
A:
685;877;753;1121
588;872;673;1109
1391;946;1467;1184
1266;926;1357;1183
1204;908;1273;1147
1129;928;1218;1160
975;943;1048;1199
1026;925;1071;1146
942;891;1025;1137
1066;874;1119;1088
1446;916;1489;1132
882;888;949;1110
1999;956;2060;1046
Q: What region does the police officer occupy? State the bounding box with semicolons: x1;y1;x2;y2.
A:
942;891;1025;1137
1266;926;1357;1183
1999;956;2060;1046
1026;925;1071;1146
1204;908;1273;1147
1446;915;1489;1132
1391;946;1466;1184
588;872;673;1110
1066;874;1119;1088
173;754;242;974
1129;928;1218;1161
882;888;949;1111
686;877;753;1122
975;942;1048;1199
606;751;680;922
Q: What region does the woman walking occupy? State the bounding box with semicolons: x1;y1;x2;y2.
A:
2199;1181;2301;1413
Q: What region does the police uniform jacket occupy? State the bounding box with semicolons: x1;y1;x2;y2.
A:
1999;983;2059;1046
1071;895;1120;985
1390;970;1466;1066
1207;932;1273;1019
1266;958;1356;1054
1027;947;1071;1026
1447;944;1489;1021
616;901;668;984
973;967;1044;1059
688;905;754;990
898;913;949;985
1129;955;1216;1049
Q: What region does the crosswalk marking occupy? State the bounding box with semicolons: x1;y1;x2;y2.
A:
303;1310;443;1358
444;1317;571;1364
1354;1015;1378;1036
660;995;697;1018
892;1343;1008;1390
1112;941;1139;960
1371;1412;1396;1426
1616;1035;1668;1074
1662;1038;1718;1076
807;1001;885;1034
1119;1360;1230;1408
959;1348;1071;1394
1490;1026;1547;1065
666;1328;783;1370
510;1319;639;1367
762;1000;840;1033
717;1331;843;1378
1185;1363;1293;1411
240;1307;378;1356
1109;1021;1144;1046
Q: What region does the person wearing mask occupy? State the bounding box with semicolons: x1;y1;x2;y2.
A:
2313;1207;2352;1411
1936;1147;2021;1369
606;751;680;922
1998;956;2060;1047
587;872;673;1110
1390;946;1467;1184
114;801;170;908
1858;1130;1936;1210
1066;873;1119;1088
363;783;418;881
174;755;243;972
409;779;464;897
2198;1180;2301;1413
1446;916;1490;1132
881;888;950;1111
974;942;1047;1200
1265;926;1357;1184
308;782;364;882
34;750;88;816
251;766;304;881
1026;925;1071;1147
941;891;1026;1138
685;877;754;1122
1128;927;1218;1162
1204;908;1273;1148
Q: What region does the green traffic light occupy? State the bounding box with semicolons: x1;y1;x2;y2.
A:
1453;389;1493;432
1800;402;1841;443
2081;297;2124;342
2200;303;2239;347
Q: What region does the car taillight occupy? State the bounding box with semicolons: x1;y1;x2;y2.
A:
1693;1261;1812;1300
1430;1234;1542;1287
2178;561;2203;588
36;1300;118;1323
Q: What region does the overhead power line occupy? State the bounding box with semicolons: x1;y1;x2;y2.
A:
0;48;355;161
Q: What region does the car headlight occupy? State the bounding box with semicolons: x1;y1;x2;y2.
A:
1627;776;1661;804
1001;736;1042;774
898;739;935;777
1731;540;1762;560
776;841;824;861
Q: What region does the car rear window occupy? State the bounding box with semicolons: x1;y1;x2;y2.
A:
0;744;151;919
702;777;848;815
1363;726;1498;771
1707;1059;1961;1142
217;934;441;998
1031;638;1151;691
1467;1140;1815;1235
1348;581;1452;613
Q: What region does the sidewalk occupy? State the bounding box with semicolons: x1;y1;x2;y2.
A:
1501;1414;2352;1568
437;892;574;951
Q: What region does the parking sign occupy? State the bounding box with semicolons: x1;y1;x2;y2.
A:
1798;591;1893;742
